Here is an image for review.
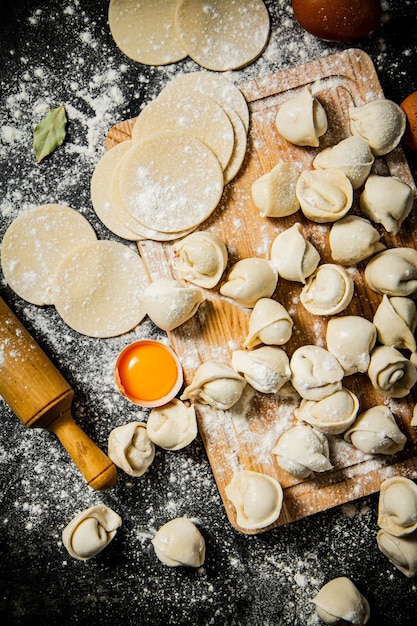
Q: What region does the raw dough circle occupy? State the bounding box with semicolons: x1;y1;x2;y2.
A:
174;0;270;71
1;204;97;306
131;93;234;171
108;0;187;66
52;240;148;337
118;131;224;233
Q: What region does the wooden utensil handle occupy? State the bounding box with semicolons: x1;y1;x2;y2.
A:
0;296;117;490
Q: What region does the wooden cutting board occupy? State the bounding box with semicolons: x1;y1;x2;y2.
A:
107;49;417;533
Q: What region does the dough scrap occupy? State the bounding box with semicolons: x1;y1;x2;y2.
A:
108;0;187;66
296;169;353;223
275;86;327;147
62;505;122;561
360;174;413;234
147;399;197;450
312;576;370;625
349;98;406;156
143;277;204;331
1;204;97;306
272;424;332;478
329;215;385;266
243;298;293;349
270;222;320;283
118;131;224;233
151;517;205;567
52;240;148;338
225;469;283;530
174;0;270;72
344;405;407;455
108;422;155;476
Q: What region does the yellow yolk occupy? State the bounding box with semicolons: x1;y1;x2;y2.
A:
115;341;181;404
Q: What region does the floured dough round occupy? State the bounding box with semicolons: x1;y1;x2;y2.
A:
118;131;224;233
1;204;97;306
91;141;140;240
108;0;187;66
174;0;270;72
52;240;148;337
131;94;234;171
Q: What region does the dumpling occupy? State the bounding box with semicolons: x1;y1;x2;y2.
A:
243;298;293;349
231;346;291;394
181;360;246;410
294;388;359;435
326;315;377;375
225;469;283;530
62;505;122;561
412;404;417;427
290;345;344;401
251;160;300;218
108;422;155;477
329;215;385;266
313;135;374;189
344;406;407;455
312;576;370;625
377;528;417;578
368;345;417;398
173;231;228;288
143;277;204;331
360;174;413;234
296;169;353;223
349;99;406;156
270;222;320;283
300;263;354;316
378;476;417;537
220;258;278;307
364;248;417;297
151;517;205;568
275;86;327;147
147;399;197;450
272;424;332;478
373;295;417;352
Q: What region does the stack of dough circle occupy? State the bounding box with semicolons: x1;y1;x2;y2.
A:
1;204;97;306
52;240;148;338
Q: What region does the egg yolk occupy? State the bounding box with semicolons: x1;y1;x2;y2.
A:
116;341;180;403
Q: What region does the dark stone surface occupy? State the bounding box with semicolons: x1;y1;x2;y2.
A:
1;1;417;625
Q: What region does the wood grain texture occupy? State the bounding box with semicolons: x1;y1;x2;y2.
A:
107;49;417;533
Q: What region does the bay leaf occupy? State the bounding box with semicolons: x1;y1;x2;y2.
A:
33;103;68;163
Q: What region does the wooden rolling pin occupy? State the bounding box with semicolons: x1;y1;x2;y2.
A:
0;297;117;490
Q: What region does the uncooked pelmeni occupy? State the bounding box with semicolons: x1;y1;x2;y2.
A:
378;476;417;537
290;345;344;401
294;388;359;435
231;346;291;394
349;98;406;156
329;215;385;266
313;135;374;189
326;315;377;376
326;315;377;375
220;258;278;308
52;240;148;338
119;131;224;234
225;469;283;530
377;528;417;578
275;86;327;147
243;298;293;349
296;169;353;223
373;295;417;352
312;576;370;625
108;422;155;477
300;263;354;316
147;399;197;450
143;277;204;331
108;0;187;66
368;345;417;398
412;404;417;427
173;231;228;288
62;505;122;561
344;406;407;455
364;248;417;297
360;174;413;234
270;222;320;283
272;424;332;479
251;161;300;218
174;0;270;72
1;204;97;306
151;517;205;567
181;360;246;410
